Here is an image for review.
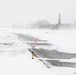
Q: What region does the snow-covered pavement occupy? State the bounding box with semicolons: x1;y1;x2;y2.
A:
0;50;76;75
0;28;76;75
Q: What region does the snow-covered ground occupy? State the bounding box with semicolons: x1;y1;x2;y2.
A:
22;29;76;53
0;28;76;75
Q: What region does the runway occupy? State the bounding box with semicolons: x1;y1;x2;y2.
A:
17;33;76;68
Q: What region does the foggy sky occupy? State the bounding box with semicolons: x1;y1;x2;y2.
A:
0;0;76;26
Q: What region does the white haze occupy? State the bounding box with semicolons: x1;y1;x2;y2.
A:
0;0;76;27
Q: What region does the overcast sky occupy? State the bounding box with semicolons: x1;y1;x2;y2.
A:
0;0;76;26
